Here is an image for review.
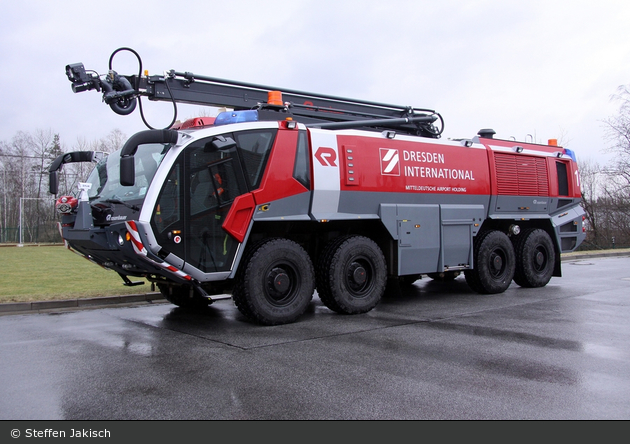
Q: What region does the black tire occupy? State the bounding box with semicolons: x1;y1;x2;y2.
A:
464;230;515;294
232;238;315;325
157;284;211;309
513;228;555;288
316;236;387;314
427;271;460;281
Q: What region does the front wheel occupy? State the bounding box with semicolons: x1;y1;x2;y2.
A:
465;230;515;294
232;238;315;325
513;229;555;288
316;236;387;314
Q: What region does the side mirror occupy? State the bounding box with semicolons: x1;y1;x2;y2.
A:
118;129;179;186
120;156;135;186
49;171;59;195
48;150;104;195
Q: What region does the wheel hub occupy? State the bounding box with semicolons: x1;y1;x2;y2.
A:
268;268;290;295
349;262;367;285
535;250;545;267
491;252;503;272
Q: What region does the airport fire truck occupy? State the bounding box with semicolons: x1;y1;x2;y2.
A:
50;48;586;325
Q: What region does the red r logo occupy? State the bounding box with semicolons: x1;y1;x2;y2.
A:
315;147;337;167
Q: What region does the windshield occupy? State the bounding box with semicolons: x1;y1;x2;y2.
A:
86;144;168;203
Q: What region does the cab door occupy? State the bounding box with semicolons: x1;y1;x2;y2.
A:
150;130;275;273
151;156;186;261
184;141;245;273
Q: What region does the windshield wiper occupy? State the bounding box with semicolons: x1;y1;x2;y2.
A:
104;198;140;212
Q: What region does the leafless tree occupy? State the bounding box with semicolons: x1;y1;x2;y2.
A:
0;128;126;243
594;83;630;248
578;158;605;248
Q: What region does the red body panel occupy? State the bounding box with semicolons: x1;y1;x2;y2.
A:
252;126;308;204
223;193;255;243
480;137;581;199
334;134;491;195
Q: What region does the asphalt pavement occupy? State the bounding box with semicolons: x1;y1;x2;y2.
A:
2;252;629;420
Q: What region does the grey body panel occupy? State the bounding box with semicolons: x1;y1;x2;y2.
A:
380;202;485;276
252;192;312;221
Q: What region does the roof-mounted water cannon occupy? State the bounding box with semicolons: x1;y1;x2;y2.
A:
100;70;137;115
66;63;100;93
66;62;138;115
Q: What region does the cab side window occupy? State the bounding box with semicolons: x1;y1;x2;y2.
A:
234;130;277;189
153;162;181;233
293;130;310;189
556;161;569;196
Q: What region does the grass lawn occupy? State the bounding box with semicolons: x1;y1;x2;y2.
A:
0;244;155;303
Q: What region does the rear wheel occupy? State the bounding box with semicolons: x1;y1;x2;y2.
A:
513;229;555;288
316;236;387;314
232;238;315;325
465;230;515;294
157;284;211;309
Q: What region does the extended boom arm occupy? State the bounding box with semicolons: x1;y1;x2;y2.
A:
65;48;444;138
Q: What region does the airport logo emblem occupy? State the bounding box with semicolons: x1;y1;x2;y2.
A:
380;148;400;176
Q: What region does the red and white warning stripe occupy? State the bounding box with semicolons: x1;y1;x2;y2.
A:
125;220;148;255
125;220;192;281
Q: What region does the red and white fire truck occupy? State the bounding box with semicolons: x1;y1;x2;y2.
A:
50;48;586;325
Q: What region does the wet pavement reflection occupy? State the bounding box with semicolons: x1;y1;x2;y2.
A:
1;256;629;419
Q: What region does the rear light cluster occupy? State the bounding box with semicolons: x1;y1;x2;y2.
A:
56;196;78;214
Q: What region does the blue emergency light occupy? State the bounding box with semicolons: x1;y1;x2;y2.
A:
563;148;577;162
214;110;259;126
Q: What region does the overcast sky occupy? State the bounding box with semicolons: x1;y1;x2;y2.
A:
1;0;629;165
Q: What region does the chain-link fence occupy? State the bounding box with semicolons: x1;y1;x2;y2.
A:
0;198;61;244
0;224;61;244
